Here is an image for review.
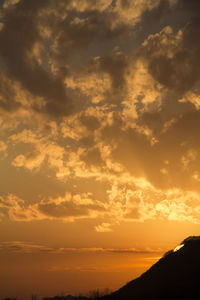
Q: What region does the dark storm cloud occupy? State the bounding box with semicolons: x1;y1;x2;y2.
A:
50;7;131;75
140;0;200;96
55;9;124;50
0;0;72;116
138;0;200;34
94;52;128;91
146;25;200;95
176;0;200;16
139;0;172;28
0;74;21;111
0;0;133;116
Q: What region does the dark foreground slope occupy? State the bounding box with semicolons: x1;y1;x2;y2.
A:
45;236;200;300
104;236;200;300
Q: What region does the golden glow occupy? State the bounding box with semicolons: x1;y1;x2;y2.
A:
0;0;199;299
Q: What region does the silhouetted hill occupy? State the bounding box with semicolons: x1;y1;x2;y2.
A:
45;236;200;300
104;236;200;300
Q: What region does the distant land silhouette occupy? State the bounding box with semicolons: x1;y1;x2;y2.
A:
44;236;200;300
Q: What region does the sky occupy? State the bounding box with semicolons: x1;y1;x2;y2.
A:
0;0;200;298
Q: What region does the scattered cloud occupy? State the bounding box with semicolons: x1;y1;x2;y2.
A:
0;241;164;255
0;0;200;231
95;223;113;233
0;192;105;222
1;176;200;227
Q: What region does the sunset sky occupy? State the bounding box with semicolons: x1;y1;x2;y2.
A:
0;0;200;298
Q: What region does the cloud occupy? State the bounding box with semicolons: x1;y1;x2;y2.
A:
0;241;164;255
3;0;21;9
0;241;54;253
49;4;131;65
10;129;68;176
0;141;7;152
37;193;105;219
114;0;161;26
102;176;200;225
1;0;200;234
1;165;200;228
64;0;111;12
90;51;128;92
95;223;113;232
0;0;134;117
142;20;200;96
0;192;105;222
0;73;22;112
0;0;72;117
0;194;39;221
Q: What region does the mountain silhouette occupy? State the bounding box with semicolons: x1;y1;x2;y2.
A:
104;236;200;300
44;236;200;300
